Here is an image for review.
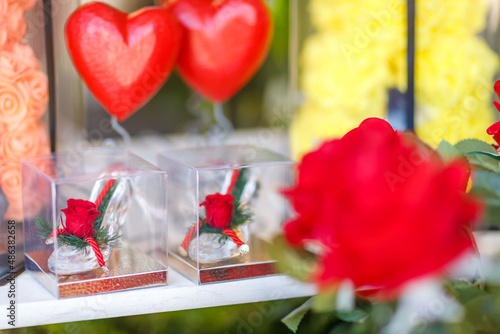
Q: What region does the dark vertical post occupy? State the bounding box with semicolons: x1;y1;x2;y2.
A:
43;0;57;152
407;0;415;131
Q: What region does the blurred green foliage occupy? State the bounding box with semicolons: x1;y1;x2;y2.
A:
3;298;313;334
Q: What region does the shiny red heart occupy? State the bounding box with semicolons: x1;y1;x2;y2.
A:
65;2;182;121
165;0;273;102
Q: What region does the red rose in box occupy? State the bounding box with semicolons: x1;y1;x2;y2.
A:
36;179;121;275
61;199;100;238
201;193;235;229
179;169;255;262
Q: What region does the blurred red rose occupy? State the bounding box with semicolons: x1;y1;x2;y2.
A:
283;118;481;299
62;199;100;238
201;193;235;229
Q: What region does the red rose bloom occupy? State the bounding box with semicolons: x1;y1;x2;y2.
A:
61;199;100;238
201;193;235;229
284;118;481;300
487;80;500;150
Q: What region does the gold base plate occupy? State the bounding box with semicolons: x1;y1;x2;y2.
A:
170;237;277;284
26;242;167;298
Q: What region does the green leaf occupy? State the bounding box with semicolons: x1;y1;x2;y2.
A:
328;323;373;334
410;322;468;334
462;294;500;333
335;309;368;323
471;171;500;198
454;139;499;172
479;200;500;228
455;139;498;155
370;303;396;327
281;298;312;333
437;140;463;161
312;288;337;313
470;171;500;226
266;236;315;282
445;279;487;304
329;323;355;334
468;151;500;161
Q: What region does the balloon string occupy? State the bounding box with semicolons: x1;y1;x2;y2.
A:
213;103;233;139
111;117;131;149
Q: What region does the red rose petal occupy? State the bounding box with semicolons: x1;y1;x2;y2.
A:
61;199;100;238
487;121;500;135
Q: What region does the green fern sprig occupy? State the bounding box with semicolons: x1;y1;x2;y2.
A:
94;226;121;249
229;200;253;229
35;216;53;240
57;232;89;249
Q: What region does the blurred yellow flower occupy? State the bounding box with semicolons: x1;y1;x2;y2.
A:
290;102;387;159
291;0;499;159
301;33;391;117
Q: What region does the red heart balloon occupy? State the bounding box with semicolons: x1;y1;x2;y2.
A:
65;2;183;121
164;0;273;102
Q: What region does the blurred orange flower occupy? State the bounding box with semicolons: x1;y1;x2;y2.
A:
0;1;27;50
17;70;49;119
0;120;50;162
0;3;49;220
0;43;40;79
0;78;28;124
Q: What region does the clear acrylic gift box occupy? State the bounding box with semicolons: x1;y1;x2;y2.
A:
21;149;168;298
158;145;296;284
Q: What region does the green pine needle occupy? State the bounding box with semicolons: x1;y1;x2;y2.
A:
230;200;253;229
35;216;53;240
198;225;231;245
57;233;89;250
94;226;121;249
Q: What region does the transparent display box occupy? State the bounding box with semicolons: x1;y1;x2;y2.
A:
21;149;168;298
158;145;296;284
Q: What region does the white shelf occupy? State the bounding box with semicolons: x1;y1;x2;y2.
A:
0;132;310;329
0;270;316;329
